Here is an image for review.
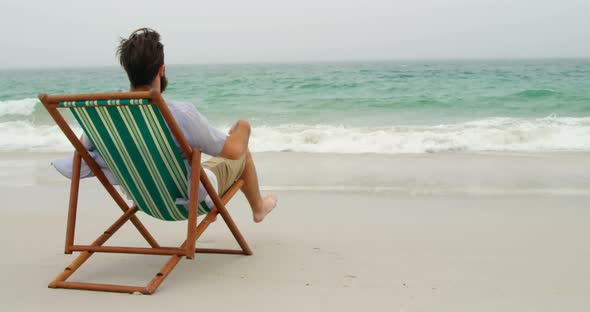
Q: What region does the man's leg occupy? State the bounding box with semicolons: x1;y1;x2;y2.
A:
239;150;277;223
203;150;277;223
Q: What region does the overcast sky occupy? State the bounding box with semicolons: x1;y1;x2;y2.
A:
1;0;589;68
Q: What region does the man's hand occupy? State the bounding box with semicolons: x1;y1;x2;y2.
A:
219;120;251;160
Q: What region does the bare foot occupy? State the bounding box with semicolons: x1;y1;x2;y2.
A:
253;194;278;223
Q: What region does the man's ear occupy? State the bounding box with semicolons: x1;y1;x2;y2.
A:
159;64;165;77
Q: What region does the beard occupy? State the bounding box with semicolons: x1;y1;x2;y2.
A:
160;74;168;93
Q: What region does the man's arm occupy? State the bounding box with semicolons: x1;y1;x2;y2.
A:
219;119;251;160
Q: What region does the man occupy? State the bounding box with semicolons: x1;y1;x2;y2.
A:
53;28;277;223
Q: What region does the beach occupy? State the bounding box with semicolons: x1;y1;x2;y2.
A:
1;0;589;306
2;151;589;311
1;60;589;310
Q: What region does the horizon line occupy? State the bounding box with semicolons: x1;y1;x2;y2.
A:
2;56;589;71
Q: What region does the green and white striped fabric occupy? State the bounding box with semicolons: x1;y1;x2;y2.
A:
59;99;149;107
63;98;209;221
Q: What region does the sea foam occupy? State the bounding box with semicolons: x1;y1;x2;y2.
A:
1;117;590;153
0;121;81;151
0;98;39;116
248;117;590;154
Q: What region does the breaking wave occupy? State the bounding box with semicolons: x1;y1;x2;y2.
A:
248;117;590;153
1;117;590;153
0;98;39;116
0;121;82;151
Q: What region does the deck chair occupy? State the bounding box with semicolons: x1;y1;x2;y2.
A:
39;89;252;294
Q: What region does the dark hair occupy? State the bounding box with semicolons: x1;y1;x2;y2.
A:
116;28;164;88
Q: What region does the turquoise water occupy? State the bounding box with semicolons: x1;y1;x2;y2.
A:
1;60;589;153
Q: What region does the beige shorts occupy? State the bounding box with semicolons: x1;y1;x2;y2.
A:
202;154;246;196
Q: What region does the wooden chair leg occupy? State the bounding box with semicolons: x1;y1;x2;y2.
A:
200;175;253;255
65;151;82;254
50;204;185;295
57;208;219;294
146;249;185;293
49;207;139;287
191;179;253;256
50;178;251;294
147;202;248;293
215;205;252;255
186;150;201;259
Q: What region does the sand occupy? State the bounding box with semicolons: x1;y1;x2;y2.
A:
1;151;589;311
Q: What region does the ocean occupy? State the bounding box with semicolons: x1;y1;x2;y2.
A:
1;59;589;154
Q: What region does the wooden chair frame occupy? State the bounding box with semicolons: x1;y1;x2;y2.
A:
39;89;252;294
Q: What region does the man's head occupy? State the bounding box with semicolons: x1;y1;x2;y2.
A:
117;28;167;92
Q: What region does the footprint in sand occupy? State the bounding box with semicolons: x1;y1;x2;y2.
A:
343;274;358;287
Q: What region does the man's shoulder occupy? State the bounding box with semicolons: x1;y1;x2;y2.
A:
164;98;195;111
162;97;212;134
